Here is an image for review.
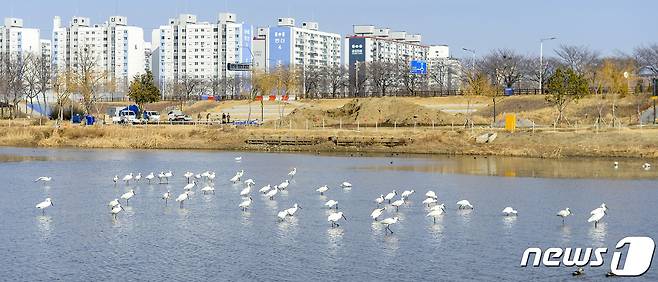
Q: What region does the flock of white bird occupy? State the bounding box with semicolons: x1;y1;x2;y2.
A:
30;158;632;233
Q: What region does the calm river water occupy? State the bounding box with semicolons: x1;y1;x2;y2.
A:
1;147;657;281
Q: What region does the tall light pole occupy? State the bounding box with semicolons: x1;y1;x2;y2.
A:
462;48;476;72
539;37;557;94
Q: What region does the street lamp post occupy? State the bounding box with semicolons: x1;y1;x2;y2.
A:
462;48;476;73
539;37;557;94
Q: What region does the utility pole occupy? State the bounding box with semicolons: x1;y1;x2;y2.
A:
462;48;475;72
539;37;557;94
354;62;359;96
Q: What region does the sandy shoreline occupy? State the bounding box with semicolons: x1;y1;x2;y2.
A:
1;124;657;160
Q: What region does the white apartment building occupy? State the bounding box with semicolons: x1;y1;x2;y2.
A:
268;18;341;70
144;41;152;72
151;13;253;96
345;25;461;92
0;18;43;57
251;27;269;72
427;45;461;91
52;16;146;91
40;39;51;62
346;25;427;67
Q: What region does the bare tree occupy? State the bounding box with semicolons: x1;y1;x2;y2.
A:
633;44;658;75
323;65;348;98
23;55;52;118
554;44;600;75
368;61;398;96
52;70;73;123
209;76;222;97
0;53;29;118
397;59;427;95
479;49;525;88
521;56;558;89
70;46;107;115
177;75;205;100
300;65;322;99
429;59;452;92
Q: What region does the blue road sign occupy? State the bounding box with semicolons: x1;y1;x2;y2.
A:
410;60;427;74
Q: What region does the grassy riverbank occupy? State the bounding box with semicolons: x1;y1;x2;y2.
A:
1;124;657;159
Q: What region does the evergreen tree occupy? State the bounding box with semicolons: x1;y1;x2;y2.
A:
127;71;160;114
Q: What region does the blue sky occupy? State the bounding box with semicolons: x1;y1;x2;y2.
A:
3;0;656;58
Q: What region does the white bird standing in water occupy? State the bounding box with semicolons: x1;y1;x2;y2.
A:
239;197;253;211
425;191;438;199
122;173;133;185
557;208;572;224
157;172;166;183
325;200;339;209
328;211;347;227
370;207;386;221
240;186;251;197
201;186;215;195
613;162;619;169
588;203;608;227
384;190;397;204
108;199;119;208
184;171;194;183
230;170;243;183
426;204;446;223
391;198;405;212
244;179;256;186
162;191;171;205
316;185;329;195
121;189;136;205
422;197;437;207
502;207;518;216
643;163;651;170
380;217;399;234
134;173;142;182
588;210;606;227
110;203;124;219
277;210;290;221
278;180;290;190
36;198;53;215
207;172;216;183
287;203;302;216
183;181;196;191
456;200;474;209
375;195;385;206
34;176;52;183
235;156;242;162
259;184;271;194
340;182;352;188
590;203;608;215
164;171;173;182
175;192;188;208
401;190;415;200
113;175;119;184
288;168;297;179
265;186;278;200
145;172;155;184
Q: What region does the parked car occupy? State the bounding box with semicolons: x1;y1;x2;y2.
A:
167;110;192;122
142;111;161;122
108;105;140;124
117;110;137;124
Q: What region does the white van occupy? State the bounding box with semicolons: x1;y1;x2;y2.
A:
116;110;137;124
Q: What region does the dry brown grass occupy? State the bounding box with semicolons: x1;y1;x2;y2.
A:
1;123;657;159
